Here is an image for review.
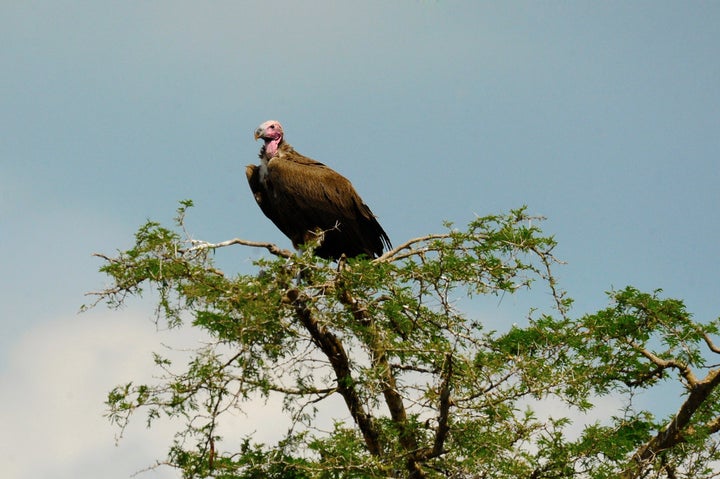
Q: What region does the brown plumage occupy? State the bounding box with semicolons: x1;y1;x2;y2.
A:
246;120;391;259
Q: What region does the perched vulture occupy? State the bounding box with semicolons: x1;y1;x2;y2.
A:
246;120;391;260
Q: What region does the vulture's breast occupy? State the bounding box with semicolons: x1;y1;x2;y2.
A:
258;159;270;185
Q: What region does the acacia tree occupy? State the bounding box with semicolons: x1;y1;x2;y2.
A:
86;201;720;479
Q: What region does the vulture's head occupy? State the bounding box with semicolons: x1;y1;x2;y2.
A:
255;120;284;160
254;120;284;142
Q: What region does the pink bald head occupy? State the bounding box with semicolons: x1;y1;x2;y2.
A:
255;120;284;159
254;120;284;142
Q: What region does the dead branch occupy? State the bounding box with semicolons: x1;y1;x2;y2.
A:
375;234;453;263
183;238;293;258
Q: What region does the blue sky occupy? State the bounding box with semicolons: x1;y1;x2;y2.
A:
2;2;719;478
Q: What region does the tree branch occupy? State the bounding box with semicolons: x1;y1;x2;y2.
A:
629;340;699;387
336;283;426;479
375;233;454;263
285;288;383;457
182;238;294;258
703;332;720;355
431;353;452;459
622;367;720;479
706;414;720;435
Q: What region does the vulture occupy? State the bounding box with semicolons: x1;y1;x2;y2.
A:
246;120;391;260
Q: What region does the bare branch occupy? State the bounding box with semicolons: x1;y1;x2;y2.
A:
630;341;699;387
530;245;569;316
703;333;720;355
375;233;454;262
91;252;117;263
182;238;294;258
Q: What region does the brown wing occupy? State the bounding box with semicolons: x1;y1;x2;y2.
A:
246;164;290;242
247;144;390;259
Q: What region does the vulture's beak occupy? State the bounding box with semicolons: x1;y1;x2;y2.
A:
254;128;264;141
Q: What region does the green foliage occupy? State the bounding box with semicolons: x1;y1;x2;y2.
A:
88;202;720;479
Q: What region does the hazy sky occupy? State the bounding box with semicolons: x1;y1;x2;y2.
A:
2;2;719;478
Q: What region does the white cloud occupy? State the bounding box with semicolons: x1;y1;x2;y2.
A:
0;310;181;479
0;306;340;479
